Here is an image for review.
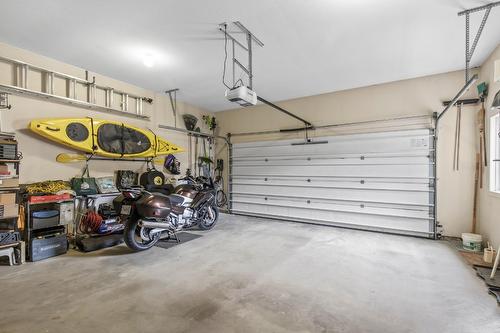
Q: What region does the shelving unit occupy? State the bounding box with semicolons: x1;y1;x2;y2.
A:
0;133;22;264
23;198;74;261
0;137;21;226
72;192;121;250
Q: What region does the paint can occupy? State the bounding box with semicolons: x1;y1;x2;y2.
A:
462;233;482;252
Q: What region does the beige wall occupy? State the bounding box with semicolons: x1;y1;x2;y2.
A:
0;42;214;184
216;68;484;238
478;45;500;248
2;39;499;242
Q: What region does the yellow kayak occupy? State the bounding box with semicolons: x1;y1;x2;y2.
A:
29;118;183;158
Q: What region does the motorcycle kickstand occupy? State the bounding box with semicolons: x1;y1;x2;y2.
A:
170;232;181;244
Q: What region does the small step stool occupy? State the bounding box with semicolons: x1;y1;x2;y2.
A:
0;241;22;265
0;246;16;266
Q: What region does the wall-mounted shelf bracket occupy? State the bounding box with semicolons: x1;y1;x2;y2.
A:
165;88;179;128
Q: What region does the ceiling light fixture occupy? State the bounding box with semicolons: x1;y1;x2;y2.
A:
143;54;155;68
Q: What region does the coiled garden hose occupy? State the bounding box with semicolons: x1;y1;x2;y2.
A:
79;210;103;234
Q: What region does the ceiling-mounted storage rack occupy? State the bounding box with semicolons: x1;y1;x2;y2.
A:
0;55;151;119
437;1;500;121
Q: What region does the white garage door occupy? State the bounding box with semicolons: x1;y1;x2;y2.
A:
229;129;436;238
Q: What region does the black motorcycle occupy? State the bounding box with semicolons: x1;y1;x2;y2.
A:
113;177;219;251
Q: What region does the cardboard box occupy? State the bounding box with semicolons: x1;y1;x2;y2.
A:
0;193;16;205
0;178;19;188
0;204;19;218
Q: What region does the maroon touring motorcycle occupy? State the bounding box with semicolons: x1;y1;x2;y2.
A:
114;177;218;251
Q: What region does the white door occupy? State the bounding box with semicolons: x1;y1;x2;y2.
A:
230;129;436;238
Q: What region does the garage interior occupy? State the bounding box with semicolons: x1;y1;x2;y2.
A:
0;1;500;332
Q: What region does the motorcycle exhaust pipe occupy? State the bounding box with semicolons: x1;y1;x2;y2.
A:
139;220;171;229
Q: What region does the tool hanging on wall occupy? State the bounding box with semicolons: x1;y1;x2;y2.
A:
194;127;200;177
188;133;192;172
475;82;488;188
478;82;488;161
478;100;486;187
201;136;207;176
182;114;198;175
472;153;480;233
453;103;462;171
216;159;224;179
198;137;214;178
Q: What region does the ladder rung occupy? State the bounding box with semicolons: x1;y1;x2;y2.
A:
0;55;151;119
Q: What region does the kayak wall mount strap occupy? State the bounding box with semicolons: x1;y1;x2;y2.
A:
147;128;159;171
147;128;159;158
89;117;98;152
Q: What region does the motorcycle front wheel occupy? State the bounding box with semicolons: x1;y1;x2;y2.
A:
124;217;161;251
198;205;219;230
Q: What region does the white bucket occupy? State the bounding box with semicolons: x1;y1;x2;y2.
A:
462;233;482;252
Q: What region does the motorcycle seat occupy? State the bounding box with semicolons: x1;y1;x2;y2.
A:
166;194;185;207
150;191;181;206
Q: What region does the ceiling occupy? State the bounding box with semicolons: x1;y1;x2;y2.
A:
1;0;499;111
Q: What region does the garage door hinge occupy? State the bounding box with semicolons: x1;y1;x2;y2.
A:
436;222;444;239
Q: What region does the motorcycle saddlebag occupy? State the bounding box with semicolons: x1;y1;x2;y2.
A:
135;193;172;218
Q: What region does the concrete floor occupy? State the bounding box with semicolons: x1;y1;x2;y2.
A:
1;214;499;333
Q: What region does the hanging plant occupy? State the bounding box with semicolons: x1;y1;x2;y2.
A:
202;115;217;131
198;156;213;165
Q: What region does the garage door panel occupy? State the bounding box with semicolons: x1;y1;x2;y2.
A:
232;185;431;205
233;150;432;160
232;203;431;233
232;178;432;191
233;164;430;178
232;196;431;218
230;129;435;238
233;156;431;166
233;132;430;158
